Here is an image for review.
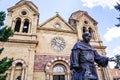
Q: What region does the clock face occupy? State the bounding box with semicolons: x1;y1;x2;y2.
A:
51;37;65;51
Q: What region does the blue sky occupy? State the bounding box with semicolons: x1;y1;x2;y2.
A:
0;0;120;68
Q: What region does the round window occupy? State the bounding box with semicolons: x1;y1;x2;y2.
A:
55;23;60;28
21;11;27;15
84;20;88;24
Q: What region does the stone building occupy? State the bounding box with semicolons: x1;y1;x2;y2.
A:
111;69;120;80
0;0;113;80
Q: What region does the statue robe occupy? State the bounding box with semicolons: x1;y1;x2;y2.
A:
70;41;109;80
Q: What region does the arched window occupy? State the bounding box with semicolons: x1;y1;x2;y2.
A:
23;19;29;33
14;18;21;32
88;27;95;39
9;60;26;80
53;65;65;72
83;27;87;33
45;59;70;80
69;19;77;29
88;27;93;34
53;64;66;80
15;62;23;80
16;62;23;67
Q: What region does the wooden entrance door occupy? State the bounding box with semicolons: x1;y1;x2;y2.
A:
53;75;65;80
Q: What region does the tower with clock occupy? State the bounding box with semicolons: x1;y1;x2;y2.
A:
0;0;113;80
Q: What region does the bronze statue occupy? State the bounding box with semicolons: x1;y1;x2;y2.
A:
70;32;114;80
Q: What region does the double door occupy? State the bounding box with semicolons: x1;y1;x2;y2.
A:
53;75;65;80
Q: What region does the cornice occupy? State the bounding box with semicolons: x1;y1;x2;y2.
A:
37;27;77;34
8;38;38;44
93;45;106;49
14;32;37;37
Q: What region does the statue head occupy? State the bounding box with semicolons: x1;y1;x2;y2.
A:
82;32;92;43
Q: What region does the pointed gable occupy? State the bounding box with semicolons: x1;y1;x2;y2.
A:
7;0;39;15
69;10;97;25
39;13;76;32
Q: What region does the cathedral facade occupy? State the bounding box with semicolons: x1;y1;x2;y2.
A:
0;0;113;80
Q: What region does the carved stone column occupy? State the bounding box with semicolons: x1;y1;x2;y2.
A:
11;20;15;31
27;48;35;80
25;65;28;80
10;66;15;80
21;65;26;80
67;72;71;80
20;21;24;32
28;22;31;33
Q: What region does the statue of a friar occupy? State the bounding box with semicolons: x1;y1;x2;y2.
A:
70;32;114;80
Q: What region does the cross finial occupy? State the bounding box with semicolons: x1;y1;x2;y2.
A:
56;12;59;14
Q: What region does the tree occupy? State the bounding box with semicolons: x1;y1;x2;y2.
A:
0;11;14;80
114;54;120;69
0;11;5;27
115;3;120;27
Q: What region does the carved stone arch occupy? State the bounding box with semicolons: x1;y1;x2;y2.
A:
10;59;26;80
12;16;31;33
14;17;22;32
12;16;21;21
14;17;21;25
88;27;96;40
45;57;71;80
12;16;29;22
12;16;21;26
12;59;26;67
88;27;93;34
82;26;87;33
23;17;32;23
22;18;31;33
45;57;70;72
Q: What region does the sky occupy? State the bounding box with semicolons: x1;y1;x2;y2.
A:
0;0;120;68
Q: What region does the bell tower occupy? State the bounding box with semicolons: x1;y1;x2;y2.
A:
68;10;113;80
6;0;39;34
4;1;39;80
69;10;102;41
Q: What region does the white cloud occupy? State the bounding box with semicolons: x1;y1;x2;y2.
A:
109;62;116;68
106;46;120;68
113;46;120;55
104;27;120;42
106;46;120;57
81;0;119;9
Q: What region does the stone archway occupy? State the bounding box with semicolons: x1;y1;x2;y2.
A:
10;59;26;80
45;57;71;80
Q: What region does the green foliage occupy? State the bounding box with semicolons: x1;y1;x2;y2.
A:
114;54;120;69
115;3;120;11
0;26;14;42
0;57;13;74
115;3;120;27
0;57;13;79
0;11;14;80
0;11;5;27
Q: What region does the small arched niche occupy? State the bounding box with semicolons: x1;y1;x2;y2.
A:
14;17;21;32
23;19;29;33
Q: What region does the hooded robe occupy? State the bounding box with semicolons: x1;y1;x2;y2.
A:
70;41;109;80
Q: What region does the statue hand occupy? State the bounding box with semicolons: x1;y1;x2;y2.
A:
108;57;116;62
